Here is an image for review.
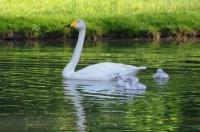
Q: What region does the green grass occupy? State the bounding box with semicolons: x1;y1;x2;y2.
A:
0;0;200;39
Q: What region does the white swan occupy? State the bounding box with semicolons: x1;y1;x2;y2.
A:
153;68;169;79
63;19;146;80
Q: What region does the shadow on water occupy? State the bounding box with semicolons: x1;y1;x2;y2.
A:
0;40;200;131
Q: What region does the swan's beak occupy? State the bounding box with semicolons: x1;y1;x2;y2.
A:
64;21;77;28
70;21;77;28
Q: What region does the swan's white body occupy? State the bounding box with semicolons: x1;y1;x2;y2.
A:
64;62;146;80
63;20;146;80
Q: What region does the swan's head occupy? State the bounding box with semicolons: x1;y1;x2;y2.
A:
68;19;86;30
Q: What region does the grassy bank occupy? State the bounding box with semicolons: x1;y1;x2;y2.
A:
0;0;200;40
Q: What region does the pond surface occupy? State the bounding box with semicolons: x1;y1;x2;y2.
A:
0;40;200;132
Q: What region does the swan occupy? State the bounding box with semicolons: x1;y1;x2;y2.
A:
153;68;169;79
63;19;146;80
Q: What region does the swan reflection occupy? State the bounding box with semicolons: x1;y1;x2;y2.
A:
154;78;169;86
63;79;146;132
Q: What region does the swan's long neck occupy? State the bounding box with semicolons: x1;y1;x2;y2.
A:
63;28;86;75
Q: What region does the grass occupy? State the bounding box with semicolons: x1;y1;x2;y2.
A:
0;0;200;40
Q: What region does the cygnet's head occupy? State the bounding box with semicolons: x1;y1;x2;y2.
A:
68;19;86;30
157;68;164;73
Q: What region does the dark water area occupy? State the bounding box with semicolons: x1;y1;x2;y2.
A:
0;40;200;132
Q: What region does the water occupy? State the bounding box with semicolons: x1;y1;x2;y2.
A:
0;40;200;132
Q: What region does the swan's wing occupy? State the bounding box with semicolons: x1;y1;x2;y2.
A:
73;62;146;80
76;62;139;75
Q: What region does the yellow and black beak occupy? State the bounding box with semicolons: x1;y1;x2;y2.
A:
70;20;77;28
64;20;77;28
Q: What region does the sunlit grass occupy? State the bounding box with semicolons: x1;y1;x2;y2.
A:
0;0;200;39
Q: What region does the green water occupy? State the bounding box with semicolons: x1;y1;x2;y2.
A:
0;40;200;132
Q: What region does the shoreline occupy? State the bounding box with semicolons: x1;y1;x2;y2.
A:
0;31;200;42
0;33;199;44
1;0;200;43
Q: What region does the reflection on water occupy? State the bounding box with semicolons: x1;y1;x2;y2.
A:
153;78;169;86
0;40;200;132
63;80;86;132
64;79;145;99
63;79;145;132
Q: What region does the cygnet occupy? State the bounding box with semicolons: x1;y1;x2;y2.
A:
153;68;169;79
115;73;127;87
125;77;146;90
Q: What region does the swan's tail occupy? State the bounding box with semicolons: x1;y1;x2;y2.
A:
137;66;147;71
125;66;147;76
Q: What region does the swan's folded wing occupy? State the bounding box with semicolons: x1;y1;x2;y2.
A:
73;62;146;80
